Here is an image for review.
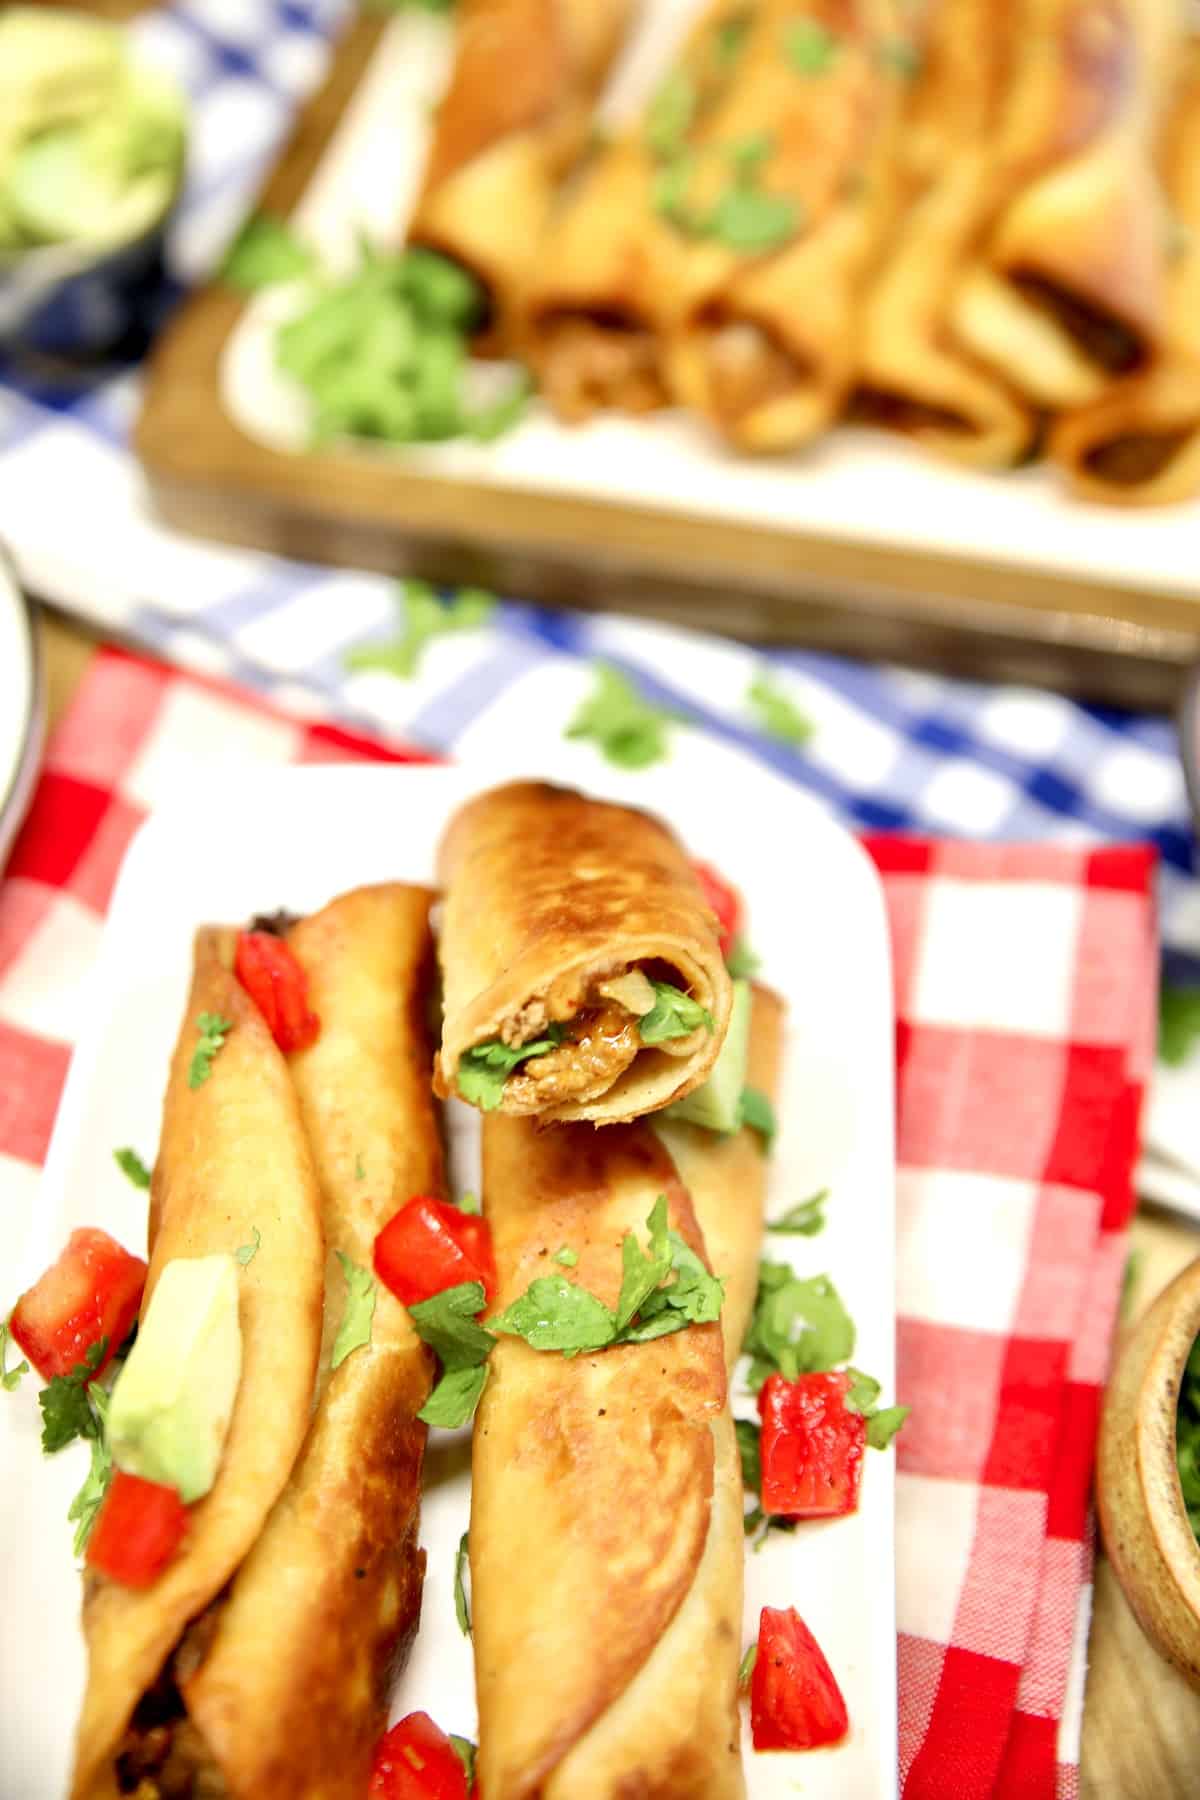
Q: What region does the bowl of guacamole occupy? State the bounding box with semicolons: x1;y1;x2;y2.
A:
0;7;187;354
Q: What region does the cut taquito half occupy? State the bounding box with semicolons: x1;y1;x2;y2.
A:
948;0;1180;409
180;886;444;1799
853;0;1036;467
665;0;906;452
521;0;763;420
407;0;633;353
434;781;733;1124
472;1120;742;1800
71;934;326;1800
1051;44;1200;504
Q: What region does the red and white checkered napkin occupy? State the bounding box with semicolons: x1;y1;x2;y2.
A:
0;652;1158;1799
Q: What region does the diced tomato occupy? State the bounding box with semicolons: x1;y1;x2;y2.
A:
691;860;742;959
368;1712;469;1800
85;1471;188;1588
374;1198;497;1308
234;930;320;1054
751;1606;849;1751
757;1371;866;1519
9;1228;146;1382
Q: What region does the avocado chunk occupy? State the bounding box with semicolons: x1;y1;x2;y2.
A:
108;1254;242;1504
662;978;751;1134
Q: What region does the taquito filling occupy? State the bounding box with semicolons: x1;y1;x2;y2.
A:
113;1611;226;1799
1010;272;1144;375
1082;426;1192;484
701;317;809;427
536;310;667;419
852;387;978;437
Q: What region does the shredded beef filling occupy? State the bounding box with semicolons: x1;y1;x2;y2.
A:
1011;273;1144;374
537;312;667;421
115;1615;226;1799
1083;427;1191;484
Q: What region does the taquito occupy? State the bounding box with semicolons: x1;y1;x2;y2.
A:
73;886;445;1799
407;0;633;352
434;781;733;1124
665;0;906;451
71;934;326;1800
853;0;1036;467
1051;45;1200;504
948;0;1180;409
521;0;762;419
471;1123;741;1799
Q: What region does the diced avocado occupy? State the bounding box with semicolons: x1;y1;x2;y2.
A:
662;978;752;1134
108;1254;242;1504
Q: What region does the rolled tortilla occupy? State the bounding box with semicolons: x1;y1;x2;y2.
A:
407;0;633;352
434;781;733;1124
664;0;907;451
471;1120;742;1799
948;0;1179;409
521;0;761;420
181;887;444;1798
72;887;445;1800
71;933;326;1800
852;0;1036;468
1050;45;1200;504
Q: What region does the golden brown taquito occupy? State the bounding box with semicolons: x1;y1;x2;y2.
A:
181;887;444;1799
665;0;906;451
1051;46;1200;504
471;1122;743;1800
435;781;732;1124
853;0;1035;467
655;983;784;1366
407;0;633;351
948;0;1179;409
71;935;326;1800
521;0;761;419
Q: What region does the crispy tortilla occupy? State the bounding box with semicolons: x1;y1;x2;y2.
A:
1050;44;1200;504
181;886;443;1799
408;0;632;351
435;781;733;1124
71;934;326;1800
471;1120;740;1799
948;0;1179;408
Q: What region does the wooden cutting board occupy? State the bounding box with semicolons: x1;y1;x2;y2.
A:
135;9;1200;710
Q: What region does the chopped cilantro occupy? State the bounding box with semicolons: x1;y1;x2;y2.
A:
454;1530;471;1636
738;1642;758;1686
843;1367;881;1413
1120;1248;1143;1321
646;69;697;158
345;580;496;682
1160;983;1200;1067
419;1362;489;1428
220;212;315;291
747;671;814;746
113;1147;152;1190
725;935;761;979
713;14;751;67
866;1404;910;1450
457;1191;481;1215
566;664;679;769
234;1228;261;1266
38;1338;108;1454
735;1417;761;1489
188;1013;232;1089
491;1274;616;1356
1177;1334;1200;1539
614;1193;673;1332
410;1281;496;1372
727;132;773;176
878;36;922;77
67;1388;112;1555
709;186;798;253
767;1188;828;1236
355;1154;366;1181
450;1737;477;1785
456;1026;566;1111
638;982;714;1045
738;1086;777;1148
742;1265;854;1389
1;1317;29;1391
553;1245;578;1267
330;1255;376;1370
783;17;839;73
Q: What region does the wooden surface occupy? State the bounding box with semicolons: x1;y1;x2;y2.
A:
133;14;1198;713
29;601;1200;1793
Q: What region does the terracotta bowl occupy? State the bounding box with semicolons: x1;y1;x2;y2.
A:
1098;1256;1200;1687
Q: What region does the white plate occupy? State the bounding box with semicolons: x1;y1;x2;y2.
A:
220;4;1200;602
0;762;897;1800
0;547;42;870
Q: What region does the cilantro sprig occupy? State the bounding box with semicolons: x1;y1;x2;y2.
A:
566;664;680;770
1177;1333;1200;1540
454;1530;472;1637
330;1254;377;1370
220;212;315;291
784;18;839;73
68;1388;113;1555
747;671;814;747
725;936;761;979
344;579;496;683
743;1264;854;1389
738;1086;777;1147
39;1337;109;1453
1;1316;29;1391
1160;983;1200;1067
456;1026;566;1112
450;1737;477;1785
766;1187;827;1236
113;1147;152;1190
188;1013;232;1089
638;981;714;1045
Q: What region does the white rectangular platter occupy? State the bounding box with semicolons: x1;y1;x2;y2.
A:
0;759;897;1800
218;3;1200;604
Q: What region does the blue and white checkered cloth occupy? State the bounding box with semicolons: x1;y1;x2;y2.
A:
0;5;1196;991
